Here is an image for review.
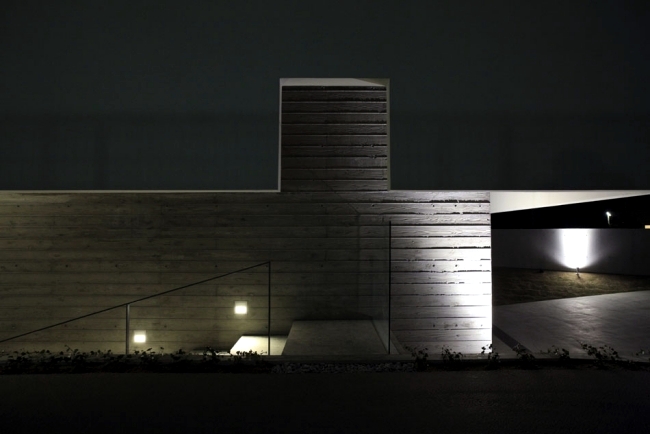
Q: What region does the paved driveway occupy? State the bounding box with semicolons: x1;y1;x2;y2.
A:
493;290;650;359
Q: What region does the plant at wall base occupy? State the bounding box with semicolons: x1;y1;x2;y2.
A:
98;349;125;370
543;345;571;364
232;350;264;366
513;344;536;368
2;348;95;373
3;350;34;373
171;348;186;360
201;347;222;365
481;343;500;369
32;350;62;372
171;348;188;362
133;347;164;367
245;350;264;365
404;346;429;371
635;349;650;363
579;342;620;368
0;350;11;373
61;345;89;370
440;345;463;367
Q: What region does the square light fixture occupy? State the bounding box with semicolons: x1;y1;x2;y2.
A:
234;301;248;315
133;330;147;343
645;225;650;229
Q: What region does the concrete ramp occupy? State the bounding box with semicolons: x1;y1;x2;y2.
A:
282;320;387;355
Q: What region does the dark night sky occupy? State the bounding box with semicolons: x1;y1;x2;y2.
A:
1;1;649;190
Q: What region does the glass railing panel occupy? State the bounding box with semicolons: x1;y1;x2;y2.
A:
276;224;391;356
128;263;271;355
0;308;124;355
0;262;272;358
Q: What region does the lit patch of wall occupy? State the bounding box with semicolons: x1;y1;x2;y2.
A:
493;228;650;275
557;229;595;269
389;201;492;355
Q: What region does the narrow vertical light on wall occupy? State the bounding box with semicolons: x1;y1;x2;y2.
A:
133;330;146;343
234;301;248;315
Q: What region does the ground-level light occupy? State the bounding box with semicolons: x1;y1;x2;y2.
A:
234;301;248;315
133;330;146;343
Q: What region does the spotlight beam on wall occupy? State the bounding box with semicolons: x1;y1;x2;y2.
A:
558;229;594;269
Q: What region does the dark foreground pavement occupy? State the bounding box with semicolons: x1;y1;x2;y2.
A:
1;371;649;433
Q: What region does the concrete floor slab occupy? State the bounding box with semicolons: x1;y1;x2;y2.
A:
494;290;650;358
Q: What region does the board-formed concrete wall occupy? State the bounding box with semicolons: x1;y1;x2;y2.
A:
492;229;650;276
0;85;491;355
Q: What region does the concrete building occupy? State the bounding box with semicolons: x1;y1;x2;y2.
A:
1;3;648;355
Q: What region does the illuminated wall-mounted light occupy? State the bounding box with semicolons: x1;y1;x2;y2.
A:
234;301;248;315
133;330;146;343
606;211;612;227
645;225;650;230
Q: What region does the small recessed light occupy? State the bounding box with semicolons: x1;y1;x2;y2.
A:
234;301;247;315
133;330;146;343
